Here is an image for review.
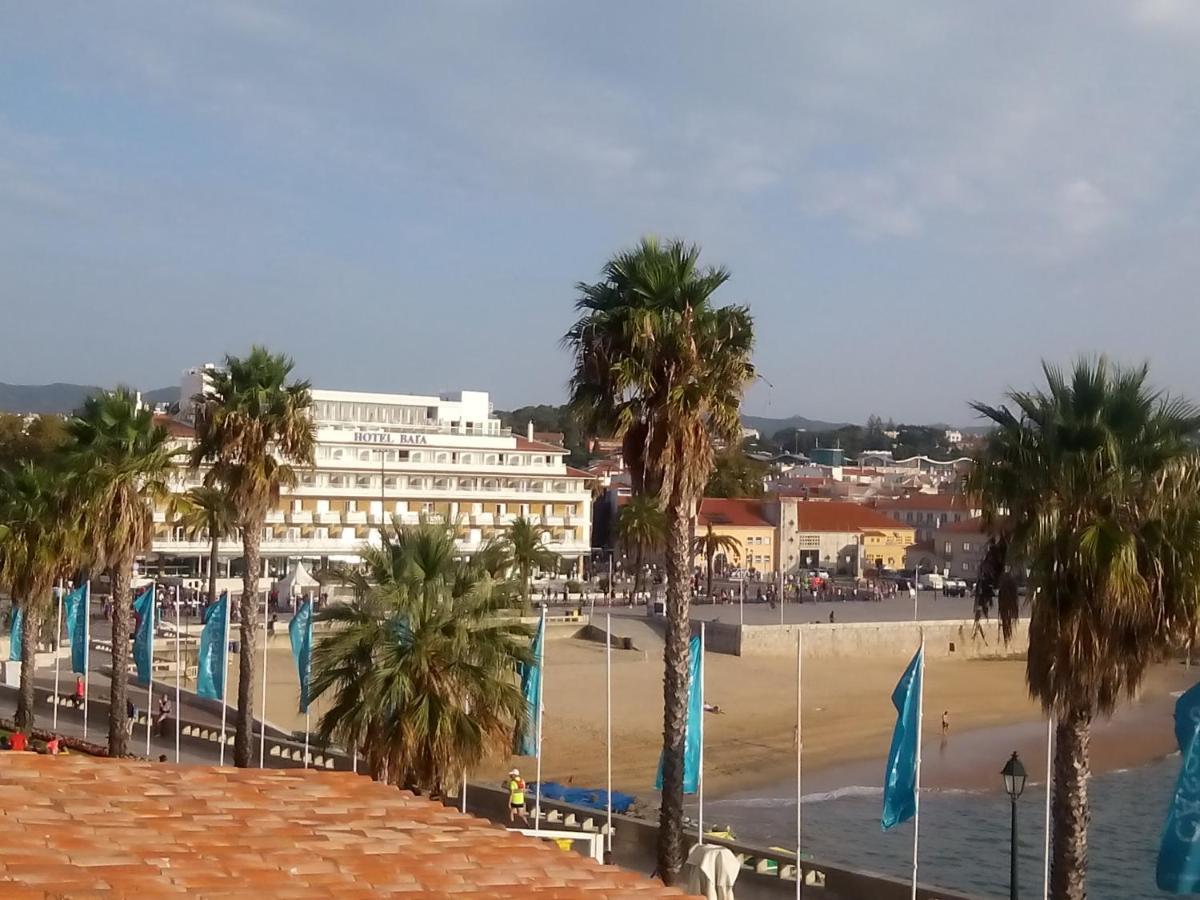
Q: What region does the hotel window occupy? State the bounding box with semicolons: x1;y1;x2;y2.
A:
962;542;972;552
333;449;344;460
962;562;969;572
434;478;448;490
299;473;315;487
944;542;952;555
544;504;553;516
421;502;434;513
384;477;397;489
410;452;422;462
329;475;345;487
436;453;449;464
410;477;424;489
356;476;371;488
510;456;522;466
460;453;473;464
485;454;498;465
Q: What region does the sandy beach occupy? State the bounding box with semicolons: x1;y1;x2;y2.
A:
204;630;1195;801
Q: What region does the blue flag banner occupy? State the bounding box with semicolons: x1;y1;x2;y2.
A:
131;584;156;685
289;599;314;714
1157;680;1200;892
514;612;545;756
882;644;925;831
656;634;704;794
196;593;229;700
62;585;88;674
9;606;24;661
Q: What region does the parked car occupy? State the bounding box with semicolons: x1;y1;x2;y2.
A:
919;572;944;591
943;578;968;597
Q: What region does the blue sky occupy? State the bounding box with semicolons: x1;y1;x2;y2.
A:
3;1;1199;424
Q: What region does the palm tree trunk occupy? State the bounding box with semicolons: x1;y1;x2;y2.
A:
235;518;263;767
109;558;133;757
657;499;692;885
635;545;644;601
208;534;219;610
15;600;40;731
1050;706;1092;900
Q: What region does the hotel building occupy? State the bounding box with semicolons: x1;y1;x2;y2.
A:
148;367;594;585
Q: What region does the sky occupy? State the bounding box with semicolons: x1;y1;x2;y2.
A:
3;2;1199;425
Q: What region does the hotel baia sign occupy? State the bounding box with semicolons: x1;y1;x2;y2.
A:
352;432;429;445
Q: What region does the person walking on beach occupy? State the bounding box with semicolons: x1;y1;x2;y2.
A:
126;699;137;736
505;768;529;825
941;710;950;735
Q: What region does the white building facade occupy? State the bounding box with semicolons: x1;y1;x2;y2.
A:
149;373;593;585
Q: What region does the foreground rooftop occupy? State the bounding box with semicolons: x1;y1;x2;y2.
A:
0;754;687;898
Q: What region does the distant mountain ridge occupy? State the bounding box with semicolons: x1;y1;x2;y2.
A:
740;413;850;434
0;382;177;414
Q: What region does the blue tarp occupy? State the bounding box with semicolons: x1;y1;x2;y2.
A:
529;781;636;815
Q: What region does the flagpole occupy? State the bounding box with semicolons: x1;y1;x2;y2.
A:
606;611;613;856
82;581;90;740
1043;715;1054;900
52;580;63;730
304;711;311;769
796;626;803;898
534;606;546;835
145;588;155;757
174;586;181;764
304;605;312;770
911;633;925;900
461;770;468;814
218;592;231;766
698;620;706;845
259;594;269;768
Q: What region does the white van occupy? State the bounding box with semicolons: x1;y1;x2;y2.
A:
919;572;944;591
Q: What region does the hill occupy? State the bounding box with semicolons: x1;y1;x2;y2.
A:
740;413;850;434
0;382;177;414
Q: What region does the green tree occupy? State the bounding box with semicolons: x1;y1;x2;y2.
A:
0;462;76;729
173;485;238;608
704;449;767;497
68;388;177;756
971;359;1200;900
617;495;668;600
502;516;558;611
566;237;755;882
692;524;742;600
310;521;531;789
190;347;316;767
0;413;70;468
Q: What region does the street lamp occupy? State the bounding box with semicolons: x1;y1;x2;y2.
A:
1001;751;1027;900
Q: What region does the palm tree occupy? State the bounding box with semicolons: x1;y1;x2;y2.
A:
173;485;238;611
692;523;742;600
190;347;316;767
68;388;176;756
502;516;558;610
971;359;1200;900
617;495;668;601
310;521;531;789
565;237;755;883
0;462;76;729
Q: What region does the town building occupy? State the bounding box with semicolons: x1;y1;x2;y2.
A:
871;493;980;543
934;517;991;580
148;369;594;587
694;498;777;574
769;499;916;575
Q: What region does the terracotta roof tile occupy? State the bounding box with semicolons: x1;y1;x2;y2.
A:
0;755;691;898
789;500;915;533
697;497;772;527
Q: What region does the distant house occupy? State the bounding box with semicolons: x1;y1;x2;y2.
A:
944;428;963;445
770;499;916;575
871;493;980;543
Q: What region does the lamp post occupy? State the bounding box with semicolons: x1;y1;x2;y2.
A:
1001;751;1027;900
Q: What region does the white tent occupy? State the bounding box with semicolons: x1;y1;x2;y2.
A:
275;560;319;599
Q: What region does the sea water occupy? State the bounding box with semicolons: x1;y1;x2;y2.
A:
704;757;1180;899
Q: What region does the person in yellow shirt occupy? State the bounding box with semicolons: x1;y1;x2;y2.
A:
505;768;528;825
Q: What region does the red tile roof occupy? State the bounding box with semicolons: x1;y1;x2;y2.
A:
872;493;974;512
152;414;195;438
789;500;913;533
0;755;687;898
515;436;568;454
697;497;772;527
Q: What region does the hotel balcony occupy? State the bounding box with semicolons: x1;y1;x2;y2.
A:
265;510;285;525
471;513;495;527
287;510;314;525
317;511;342;525
344;511;368;525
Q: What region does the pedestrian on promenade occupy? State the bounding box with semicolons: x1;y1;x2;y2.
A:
126;699;137;736
506;768;529;825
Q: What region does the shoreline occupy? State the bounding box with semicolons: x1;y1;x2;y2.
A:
711;660;1191;804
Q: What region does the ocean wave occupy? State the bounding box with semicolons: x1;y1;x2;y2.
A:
709;785;991;808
